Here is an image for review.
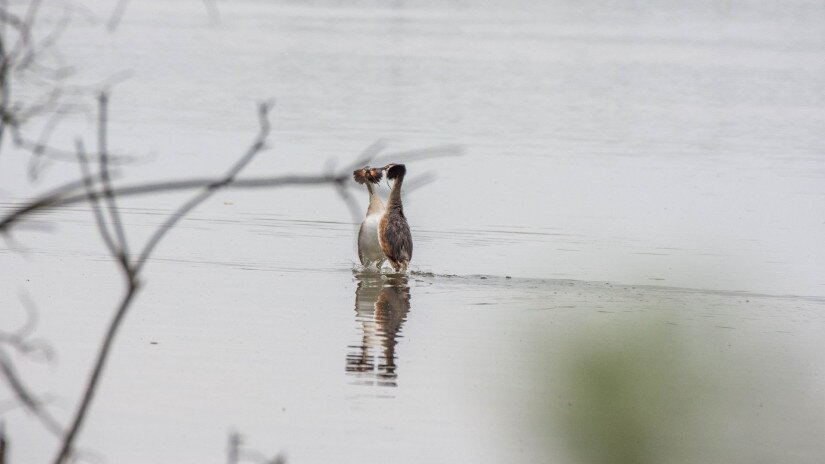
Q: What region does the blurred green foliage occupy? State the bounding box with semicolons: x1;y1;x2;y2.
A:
532;315;825;464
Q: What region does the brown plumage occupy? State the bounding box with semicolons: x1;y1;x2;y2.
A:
378;163;412;272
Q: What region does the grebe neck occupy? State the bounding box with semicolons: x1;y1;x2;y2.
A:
387;176;404;210
366;183;384;215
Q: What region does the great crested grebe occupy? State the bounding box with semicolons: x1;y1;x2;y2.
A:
353;167;386;268
378;163;412;272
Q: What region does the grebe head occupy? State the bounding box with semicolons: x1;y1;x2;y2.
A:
353;166;383;184
384;163;406;180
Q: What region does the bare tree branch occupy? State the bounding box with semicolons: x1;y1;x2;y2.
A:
0;291;54;362
0;174;339;232
75;138;121;264
0;351;63;437
0;419;6;464
50;278;139;464
96;93;130;264
16;3;71;73
0;144;461;233
0;293;61;438
52;99;276;464
0;9;25;33
133;100;274;274
25;106;73;180
7;0;41;61
0;20;11;151
0;0;77;162
50;110;145;462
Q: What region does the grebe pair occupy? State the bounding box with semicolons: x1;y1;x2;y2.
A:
353;164;412;272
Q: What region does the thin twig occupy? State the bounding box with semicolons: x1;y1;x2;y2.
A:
16;3;71;72
0;291;54;361
0;143;462;232
134;101;273;273
7;0;41;61
97;93;130;264
0;170;105;229
25;107;71;180
0;23;11;152
0;9;25;34
0;174;343;232
50;135;134;463
0;351;63;437
51;100;276;464
75;138;121;262
51;282;139;464
12;122;138;165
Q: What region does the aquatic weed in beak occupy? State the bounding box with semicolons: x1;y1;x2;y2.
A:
353;167;383;185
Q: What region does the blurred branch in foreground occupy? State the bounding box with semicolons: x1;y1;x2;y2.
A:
50;95;277;464
0;0;88;177
0;292;61;439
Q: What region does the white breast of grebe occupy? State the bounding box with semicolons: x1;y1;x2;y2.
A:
358;212;385;267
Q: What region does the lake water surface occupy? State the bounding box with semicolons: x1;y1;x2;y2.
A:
2;0;825;462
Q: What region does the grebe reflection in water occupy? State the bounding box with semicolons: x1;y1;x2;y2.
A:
346;271;411;387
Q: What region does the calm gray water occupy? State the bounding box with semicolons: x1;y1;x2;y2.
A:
2;0;825;462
